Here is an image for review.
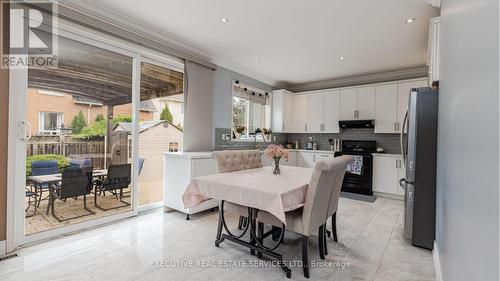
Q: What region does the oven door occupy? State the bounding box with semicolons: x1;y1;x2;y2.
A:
335;152;373;195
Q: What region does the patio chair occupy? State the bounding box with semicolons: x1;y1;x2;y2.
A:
94;163;131;211
25;187;38;218
69;158;94;200
31;160;59;207
50;166;95;222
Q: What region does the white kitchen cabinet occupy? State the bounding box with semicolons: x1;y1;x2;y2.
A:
297;152;315;168
427;17;440;84
340;88;358;120
373;154;405;197
323;90;340;133
292;95;308;133
375;84;398;133
356;86;376;119
164;152;219;216
374;80;426;133
272;90;293;133
306;93;324;133
397;80;426;133
296;151;334;168
340;87;375;120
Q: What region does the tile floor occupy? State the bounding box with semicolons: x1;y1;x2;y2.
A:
1;197;436;281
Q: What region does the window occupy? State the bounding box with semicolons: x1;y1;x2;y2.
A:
39;112;64;134
169;142;179;152
232;83;270;140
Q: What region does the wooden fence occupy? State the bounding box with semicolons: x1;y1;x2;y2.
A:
27;136;106;169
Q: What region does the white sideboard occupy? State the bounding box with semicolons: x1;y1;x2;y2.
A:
164;152;219;219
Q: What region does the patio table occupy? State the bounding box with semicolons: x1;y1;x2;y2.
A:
28;169;107;217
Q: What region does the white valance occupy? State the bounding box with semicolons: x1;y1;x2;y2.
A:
233;84;269;105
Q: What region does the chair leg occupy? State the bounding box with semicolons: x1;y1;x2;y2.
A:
302;235;310;278
318;225;325;260
323;224;328;256
237;216;243;230
332;212;338;242
257;222;264;259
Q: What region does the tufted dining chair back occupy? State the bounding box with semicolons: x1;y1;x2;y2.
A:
214;150;263;173
301;155;352;235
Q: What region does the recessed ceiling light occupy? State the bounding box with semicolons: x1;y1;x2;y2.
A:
339;56;346;60
253;56;260;61
220;18;228;23
405;18;416;24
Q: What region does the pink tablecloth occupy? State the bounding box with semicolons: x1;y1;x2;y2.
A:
183;166;313;225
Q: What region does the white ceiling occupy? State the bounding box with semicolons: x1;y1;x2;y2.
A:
81;0;439;86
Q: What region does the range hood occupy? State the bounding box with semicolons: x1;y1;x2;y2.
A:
339;120;375;129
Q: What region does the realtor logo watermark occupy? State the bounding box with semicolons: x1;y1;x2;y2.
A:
1;1;58;69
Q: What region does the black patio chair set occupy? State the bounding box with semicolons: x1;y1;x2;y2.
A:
26;158;143;222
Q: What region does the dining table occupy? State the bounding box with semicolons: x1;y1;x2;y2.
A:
183;165;313;278
28;169;107;218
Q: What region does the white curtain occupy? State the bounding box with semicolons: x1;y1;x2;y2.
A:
182;61;214;152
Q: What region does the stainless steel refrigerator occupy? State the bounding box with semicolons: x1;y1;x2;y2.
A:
400;87;438;250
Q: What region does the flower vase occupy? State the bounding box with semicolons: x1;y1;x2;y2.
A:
273;157;281;175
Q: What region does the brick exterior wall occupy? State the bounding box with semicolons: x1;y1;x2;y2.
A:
27;88;154;134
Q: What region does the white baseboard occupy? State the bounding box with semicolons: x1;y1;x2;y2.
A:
433;241;443;281
0;240;6;256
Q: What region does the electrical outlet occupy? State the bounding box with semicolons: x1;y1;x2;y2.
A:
221;133;226;140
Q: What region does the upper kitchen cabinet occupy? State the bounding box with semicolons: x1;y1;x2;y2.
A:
356;86;376;119
322;90;340;133
340;88;357;120
397;80;427;132
306;93;323;133
303;90;340;133
272;90;293;133
340;87;375;120
427;17;440;84
375;84;398;133
292;94;308;133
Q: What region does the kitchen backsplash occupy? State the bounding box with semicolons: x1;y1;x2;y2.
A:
288;128;401;154
215;127;401;154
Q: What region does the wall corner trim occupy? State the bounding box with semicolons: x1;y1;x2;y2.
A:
433;241;443;281
0;240;6;256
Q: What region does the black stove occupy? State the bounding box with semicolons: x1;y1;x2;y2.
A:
334;140;376;196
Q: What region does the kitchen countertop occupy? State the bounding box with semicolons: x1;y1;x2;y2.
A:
371;153;402;157
165;151;214;159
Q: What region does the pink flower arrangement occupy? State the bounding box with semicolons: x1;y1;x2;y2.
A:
264;144;289;160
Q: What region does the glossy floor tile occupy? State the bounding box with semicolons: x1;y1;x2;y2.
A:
1;197;436;281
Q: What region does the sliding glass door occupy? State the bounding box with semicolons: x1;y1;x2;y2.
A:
137;61;184;209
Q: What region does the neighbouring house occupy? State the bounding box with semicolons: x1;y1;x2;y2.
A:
27;88;158;135
151;94;184;127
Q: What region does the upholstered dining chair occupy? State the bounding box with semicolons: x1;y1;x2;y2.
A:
256;155;352;278
213;150;263;229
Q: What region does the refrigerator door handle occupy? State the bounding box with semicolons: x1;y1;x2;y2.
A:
400;109;409;165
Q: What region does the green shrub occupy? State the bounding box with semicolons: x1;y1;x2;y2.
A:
70;110;87;134
112;115;132;126
26;154;70;177
160;106;173;123
94;113;105;122
73;120;107;140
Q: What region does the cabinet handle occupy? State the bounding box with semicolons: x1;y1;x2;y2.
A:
394;122;397;132
313;154;316;162
354;110;356;118
305;124;307;132
397;122;400;131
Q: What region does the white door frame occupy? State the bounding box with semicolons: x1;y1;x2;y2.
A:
5;18;161;250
